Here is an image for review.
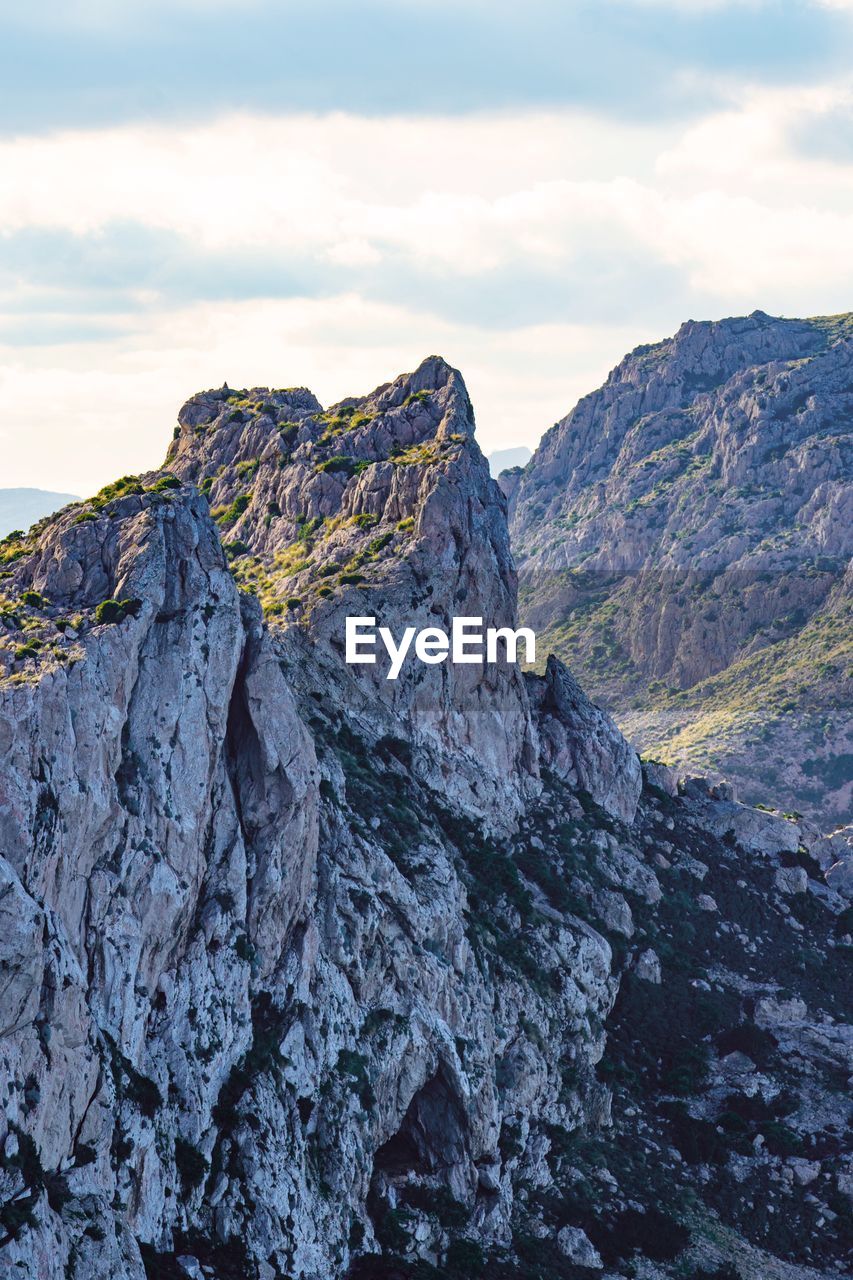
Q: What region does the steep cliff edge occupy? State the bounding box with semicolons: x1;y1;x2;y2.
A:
164;356;537;824
507;311;852;825
0;361;850;1280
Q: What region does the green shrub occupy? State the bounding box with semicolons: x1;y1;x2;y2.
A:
445;1239;485;1277
21;590;47;609
375;1207;412;1252
224;540;250;560
94;598;142;626
403;388;433;407
762;1120;803;1157
234;933;256;966
149;473;181;492
211;492;252;527
367;532;393;557
402;1185;468;1229
716;1022;777;1067
604;1207;689;1264
317;455;358;476
336;1049;375;1109
296;514;324;541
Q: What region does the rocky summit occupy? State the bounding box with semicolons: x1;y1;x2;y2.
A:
506;311;852;827
0;358;851;1280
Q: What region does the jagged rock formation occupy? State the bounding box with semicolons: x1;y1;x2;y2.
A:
0;359;850;1280
507;311;852;825
165;357;537;824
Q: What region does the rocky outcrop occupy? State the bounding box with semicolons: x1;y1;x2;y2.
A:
509;310;853;825
526;655;642;824
0;359;849;1280
165;356;538;826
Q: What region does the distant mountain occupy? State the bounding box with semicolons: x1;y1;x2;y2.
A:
507;311;852;825
487;445;531;477
0;487;79;538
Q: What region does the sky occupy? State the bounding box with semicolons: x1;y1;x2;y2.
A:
3;0;853;494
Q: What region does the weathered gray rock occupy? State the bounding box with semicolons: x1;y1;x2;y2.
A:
557;1224;603;1268
165;356;540;830
635;948;662;984
526;655;642;823
775;866;808;896
0;357;848;1280
508;311;853;825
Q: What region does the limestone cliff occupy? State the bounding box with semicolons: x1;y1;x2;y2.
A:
0;361;850;1280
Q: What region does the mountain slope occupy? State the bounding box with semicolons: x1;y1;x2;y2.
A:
0;488;79;539
0;361;850;1280
507;311;853;825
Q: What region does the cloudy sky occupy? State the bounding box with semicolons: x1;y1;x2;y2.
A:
3;0;853;494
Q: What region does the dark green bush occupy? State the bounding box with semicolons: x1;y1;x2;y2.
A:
212;493;252;527
150;474;181;491
318;454;358;476
95;598;142;626
445;1239;485;1277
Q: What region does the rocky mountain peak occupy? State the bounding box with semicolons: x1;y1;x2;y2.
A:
509;310;852;824
166;356;537;820
0;351;850;1280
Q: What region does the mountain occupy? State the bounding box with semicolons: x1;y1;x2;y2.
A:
0;359;850;1280
488;447;532;478
0;488;79;539
507;311;852;827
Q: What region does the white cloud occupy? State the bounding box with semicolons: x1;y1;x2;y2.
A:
2;94;852;300
3;89;853;492
0;294;648;493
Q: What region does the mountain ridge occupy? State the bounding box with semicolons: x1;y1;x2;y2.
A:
0;358;850;1280
508;310;852;825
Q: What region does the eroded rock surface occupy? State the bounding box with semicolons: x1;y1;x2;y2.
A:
0;360;849;1280
508;311;852;825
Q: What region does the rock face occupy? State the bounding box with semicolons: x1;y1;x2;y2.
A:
525;655;642;824
507;310;853;825
0;360;850;1280
165;356;537;825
